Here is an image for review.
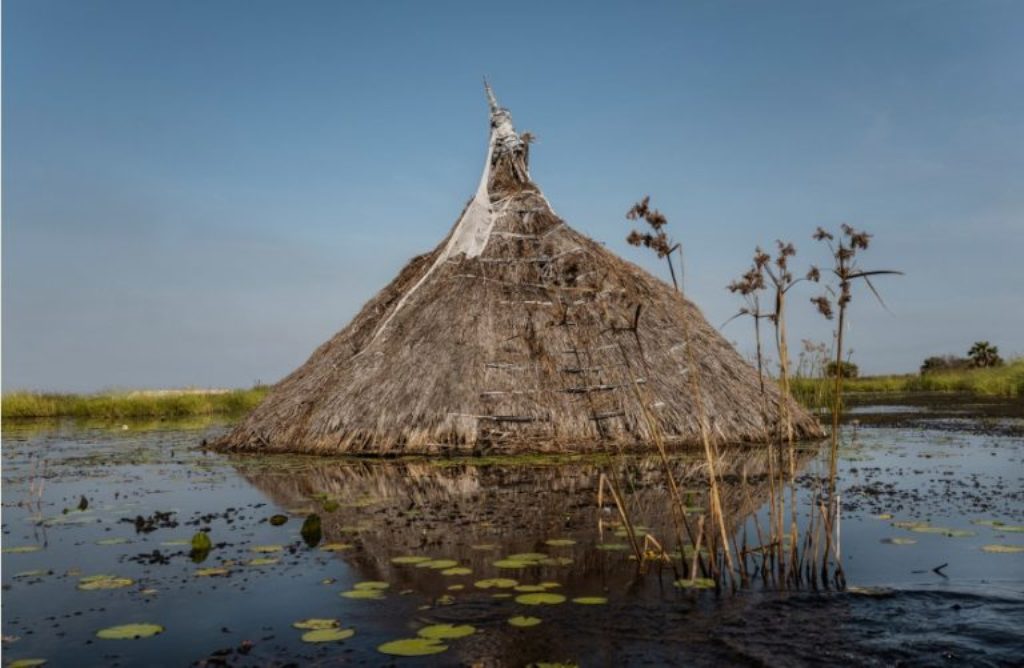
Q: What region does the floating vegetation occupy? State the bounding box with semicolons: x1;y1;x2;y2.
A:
377;638;448;657
515;584;547;592
320;543;353;552
95;623;164;640
475;578;518;589
14;570;49;579
441;566;472;576
194;567;230;577
908;526;976;537
874;513;894;520
469;544;498;551
293;618;340;630
571;596;607;605
391;555;432;565
674;578;715;590
881;537;917;545
300;514;322;547
417;624;475;640
514;592;566;605
595;543;630;551
2;545;41;554
494;559;532;570
981;544;1024;553
341;589;384;600
509;616;542;627
95;537;129;546
544;538;576;547
190;531;212;551
353;581;389;591
415;559;459;570
301;628;355;643
997;525;1024;533
251;544;283;553
248;557;279;566
8;659;47;668
160;539;190;546
269;514;288;526
77;574;134;591
447;584;464;591
893;521;929;530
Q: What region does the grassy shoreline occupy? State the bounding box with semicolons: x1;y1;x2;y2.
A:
1;386;271;420
3;361;1020;420
791;359;1024;404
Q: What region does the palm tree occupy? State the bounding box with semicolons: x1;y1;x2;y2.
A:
967;341;1002;368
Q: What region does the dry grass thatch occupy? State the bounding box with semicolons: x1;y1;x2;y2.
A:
216;87;823;456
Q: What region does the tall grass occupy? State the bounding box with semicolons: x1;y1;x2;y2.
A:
790;358;1024;404
1;387;270;420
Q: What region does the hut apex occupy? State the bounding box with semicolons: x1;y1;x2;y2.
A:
217;84;823;455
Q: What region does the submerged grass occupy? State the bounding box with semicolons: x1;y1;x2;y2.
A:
2;386;270;420
790;359;1024;404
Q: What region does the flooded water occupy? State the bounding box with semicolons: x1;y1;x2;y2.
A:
3;397;1023;666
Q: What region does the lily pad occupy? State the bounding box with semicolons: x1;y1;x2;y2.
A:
1;545;41;554
595;543;630;551
474;578;518;589
8;660;47;668
508;552;547;561
981;544;1024;553
96;623;164;640
353;581;389;590
417;624;475;640
494;559;532;570
415;559;459;570
269;514;288;526
78;575;134;591
301;628;355;643
997;525;1024;533
515;584;547;592
378;637;448;656
440;567;472;576
293;618;339;630
539;557;573;566
391;555;432;565
673;578;715;589
320;543;353;552
572;596;607;605
544;539;576;547
194;567;230;577
509;616;542;627
881;537;917;545
248;557;279;566
893;521;929;530
515;592;566;605
96;538;129;546
874;513;894;520
251;545;283;553
341;589;384;600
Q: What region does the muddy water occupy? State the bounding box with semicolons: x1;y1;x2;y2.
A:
2;398;1023;666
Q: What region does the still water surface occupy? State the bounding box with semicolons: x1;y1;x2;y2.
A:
3;398;1022;666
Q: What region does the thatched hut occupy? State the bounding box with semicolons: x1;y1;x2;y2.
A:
217;84;822;455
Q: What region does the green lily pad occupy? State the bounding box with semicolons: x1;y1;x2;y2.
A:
378;638;448;656
997;525;1024;533
469;544;498;551
893;521;928;529
14;570;48;579
475;578;518;589
673;578;715;589
353;581;389;590
494;559;531;570
508;616;542;627
515;592;566;605
972;519;1005;527
417;624;475;640
160;539;190;546
8;659;47;668
194;567;230;577
320;543;352;552
341;589;384;600
1;545;41;554
78;575;134;591
981;544;1024;553
515;584;547;592
416;559;459;570
391;555;432;565
435;566;468;576
447;584;465;591
539;557;573;566
508;552;547;561
96;623;164;639
571;596;607;605
96;538;129;546
251;545;283;553
191;532;212;551
293;618;339;630
595;543;630;551
544;539;576;547
301;628;355;643
248;557;279;566
874;513;894;520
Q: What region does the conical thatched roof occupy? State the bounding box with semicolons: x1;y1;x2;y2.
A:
217;85;822;455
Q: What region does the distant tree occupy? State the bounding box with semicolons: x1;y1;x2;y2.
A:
825;360;859;379
967;341;1003;368
920;355;971;375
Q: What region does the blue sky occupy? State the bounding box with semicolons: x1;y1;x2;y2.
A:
3;0;1022;391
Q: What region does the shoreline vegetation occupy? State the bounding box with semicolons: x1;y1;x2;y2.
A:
2;359;1020;421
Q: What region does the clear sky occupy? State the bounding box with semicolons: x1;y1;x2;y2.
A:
3;0;1022;391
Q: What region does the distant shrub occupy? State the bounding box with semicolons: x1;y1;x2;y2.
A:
968;341;1003;369
921;355;971;375
826;361;859;379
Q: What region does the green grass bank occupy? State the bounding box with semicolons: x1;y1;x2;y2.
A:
2;387;271;420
